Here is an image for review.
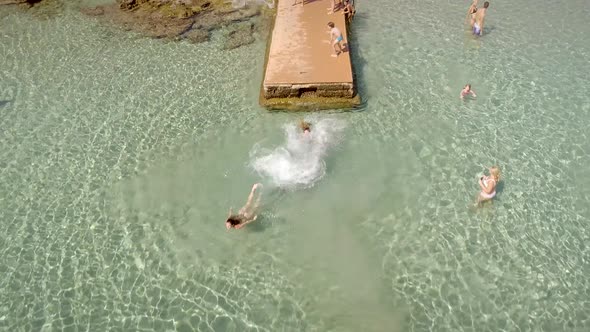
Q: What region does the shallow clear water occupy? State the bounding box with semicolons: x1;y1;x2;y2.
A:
1;0;590;331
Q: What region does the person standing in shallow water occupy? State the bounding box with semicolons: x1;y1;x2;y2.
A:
476;166;500;206
226;183;263;230
460;84;477;100
466;0;478;27
473;1;490;36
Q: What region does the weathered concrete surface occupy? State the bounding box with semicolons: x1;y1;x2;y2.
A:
260;0;359;110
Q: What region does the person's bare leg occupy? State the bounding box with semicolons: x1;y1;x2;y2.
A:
242;185;263;220
475;193;491;207
241;183;262;213
332;42;339;57
252;191;263;213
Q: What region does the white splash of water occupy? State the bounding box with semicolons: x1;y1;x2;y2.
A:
250;118;346;189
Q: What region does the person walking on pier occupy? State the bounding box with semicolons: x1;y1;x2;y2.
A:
328;22;344;57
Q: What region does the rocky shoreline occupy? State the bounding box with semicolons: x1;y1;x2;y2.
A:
81;0;274;49
0;0;63;18
0;0;31;4
1;0;274;49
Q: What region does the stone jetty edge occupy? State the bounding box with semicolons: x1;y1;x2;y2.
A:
258;1;361;111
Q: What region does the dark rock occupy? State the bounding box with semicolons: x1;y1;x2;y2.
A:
184;28;209;43
0;0;28;5
12;0;64;18
0;0;55;6
220;6;260;23
254;10;273;39
81;1;271;49
193;6;260;32
223;22;254;50
118;0;136;10
80;6;104;16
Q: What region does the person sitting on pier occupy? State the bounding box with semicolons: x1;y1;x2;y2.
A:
328;22;345;57
226;183;263;230
343;0;355;23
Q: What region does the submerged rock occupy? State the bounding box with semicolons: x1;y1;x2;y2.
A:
1;0;64;19
0;0;58;6
223;22;254;50
81;0;272;49
184;28;209;43
0;0;28;5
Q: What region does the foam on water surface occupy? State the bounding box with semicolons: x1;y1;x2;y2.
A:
250;117;346;190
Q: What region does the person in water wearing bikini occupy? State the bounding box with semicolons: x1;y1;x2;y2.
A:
477;166;500;206
226;183;263;229
466;0;478;27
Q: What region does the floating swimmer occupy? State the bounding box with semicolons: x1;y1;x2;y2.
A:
460;84;477;100
226;183;263;229
300;120;312;136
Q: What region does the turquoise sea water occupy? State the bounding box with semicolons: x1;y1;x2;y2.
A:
1;0;590;331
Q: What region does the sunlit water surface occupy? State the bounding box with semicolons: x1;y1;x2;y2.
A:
1;0;589;331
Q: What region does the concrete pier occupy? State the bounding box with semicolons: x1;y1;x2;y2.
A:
260;0;360;110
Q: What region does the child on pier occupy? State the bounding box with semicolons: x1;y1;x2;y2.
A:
328;22;344;57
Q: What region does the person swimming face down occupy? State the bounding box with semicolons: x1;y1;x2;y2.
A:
225;183;263;230
225;215;244;229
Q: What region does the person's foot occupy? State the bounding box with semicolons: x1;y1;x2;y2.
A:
253;183;263;190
